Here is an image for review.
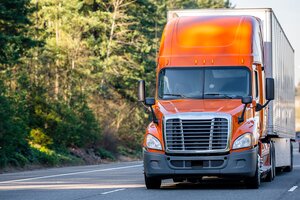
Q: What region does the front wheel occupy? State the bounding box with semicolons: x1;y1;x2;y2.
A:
144;174;161;189
245;154;261;189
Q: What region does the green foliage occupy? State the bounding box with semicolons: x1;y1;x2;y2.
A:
27;87;101;149
0;0;37;66
30;128;53;146
29;145;83;166
97;148;115;160
0;81;29;167
10;153;29;167
0;0;231;168
117;145;142;158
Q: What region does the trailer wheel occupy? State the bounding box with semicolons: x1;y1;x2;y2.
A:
283;142;293;172
246;154;261;189
144;174;161;189
265;141;275;182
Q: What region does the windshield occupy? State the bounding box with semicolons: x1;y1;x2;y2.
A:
158;67;251;99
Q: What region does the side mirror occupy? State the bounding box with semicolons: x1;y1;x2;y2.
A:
241;96;252;104
138;81;158;124
138;80;145;102
266;78;275;100
239;96;252;123
255;78;275;112
145;97;155;106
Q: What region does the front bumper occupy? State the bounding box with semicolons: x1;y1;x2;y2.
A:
144;147;257;179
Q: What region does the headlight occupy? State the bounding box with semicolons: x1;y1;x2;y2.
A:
146;134;162;150
232;133;253;150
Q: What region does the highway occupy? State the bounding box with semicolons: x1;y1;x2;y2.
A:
0;144;299;200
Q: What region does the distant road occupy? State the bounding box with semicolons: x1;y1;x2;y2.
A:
0;144;299;200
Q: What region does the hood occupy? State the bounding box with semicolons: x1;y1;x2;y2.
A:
157;99;245;116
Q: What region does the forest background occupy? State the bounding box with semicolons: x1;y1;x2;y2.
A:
0;0;231;169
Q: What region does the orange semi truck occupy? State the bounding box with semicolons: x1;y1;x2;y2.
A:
138;9;295;189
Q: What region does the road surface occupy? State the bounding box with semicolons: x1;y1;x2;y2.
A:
0;144;299;200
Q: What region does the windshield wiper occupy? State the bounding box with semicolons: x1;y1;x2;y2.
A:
204;93;240;99
163;93;187;98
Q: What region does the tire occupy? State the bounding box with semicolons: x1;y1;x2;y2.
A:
265;141;275;182
245;154;261;189
144;174;161;189
283;142;293;172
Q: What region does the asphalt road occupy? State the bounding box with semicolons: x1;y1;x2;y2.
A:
0;143;299;200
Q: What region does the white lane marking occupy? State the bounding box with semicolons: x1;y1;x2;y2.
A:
294;165;300;168
0;184;144;191
0;164;142;184
288;186;298;192
101;188;125;195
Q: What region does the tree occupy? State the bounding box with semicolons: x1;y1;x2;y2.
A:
0;0;36;67
0;0;35;167
0;0;232;168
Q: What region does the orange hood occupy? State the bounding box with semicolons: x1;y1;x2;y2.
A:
157;99;245;117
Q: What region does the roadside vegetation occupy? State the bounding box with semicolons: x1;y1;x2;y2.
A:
0;0;230;170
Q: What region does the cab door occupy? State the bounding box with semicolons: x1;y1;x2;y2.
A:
253;64;265;137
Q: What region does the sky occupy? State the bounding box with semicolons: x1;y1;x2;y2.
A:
230;0;300;85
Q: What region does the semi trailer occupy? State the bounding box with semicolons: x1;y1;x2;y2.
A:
138;8;295;189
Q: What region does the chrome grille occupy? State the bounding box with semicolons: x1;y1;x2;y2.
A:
165;116;229;153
